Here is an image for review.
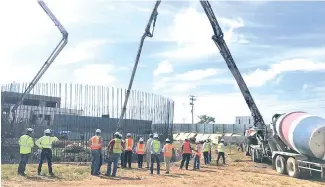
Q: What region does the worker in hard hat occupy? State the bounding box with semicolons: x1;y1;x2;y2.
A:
18;128;34;176
193;140;202;170
119;133;125;168
208;139;212;164
145;134;154;168
202;139;210;165
88;129;103;175
135;137;145;168
123;133;134;168
217;139;226;165
35;129;59;176
179;138;193;170
106;132;125;177
162;138;173;174
150;133;161;175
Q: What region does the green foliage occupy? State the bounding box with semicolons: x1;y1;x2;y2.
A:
197;115;215;124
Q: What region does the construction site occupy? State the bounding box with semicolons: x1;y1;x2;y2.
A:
1;0;325;187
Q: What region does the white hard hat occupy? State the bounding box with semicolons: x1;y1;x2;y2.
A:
44;129;51;134
96;129;101;133
139;138;144;142
221;139;224;142
114;132;120;136
127;133;131;137
27;128;33;132
166;138;170;142
153;133;158;138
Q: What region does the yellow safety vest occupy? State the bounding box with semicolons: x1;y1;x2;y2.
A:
18;135;34;154
153;140;160;153
113;138;122;153
218;143;225;152
36;136;59;149
203;143;210;152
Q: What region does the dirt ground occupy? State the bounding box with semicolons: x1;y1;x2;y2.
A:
2;150;325;187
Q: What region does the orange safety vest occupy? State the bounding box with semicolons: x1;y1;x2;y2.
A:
90;136;102;150
183;141;191;154
136;143;145;155
125;138;134;151
164;144;173;157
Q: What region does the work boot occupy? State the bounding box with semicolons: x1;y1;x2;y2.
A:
49;173;55;176
165;171;169;174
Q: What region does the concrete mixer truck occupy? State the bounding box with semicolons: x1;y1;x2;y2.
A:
199;1;325;179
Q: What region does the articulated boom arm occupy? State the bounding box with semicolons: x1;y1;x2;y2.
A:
200;1;265;128
117;0;161;130
10;0;69;120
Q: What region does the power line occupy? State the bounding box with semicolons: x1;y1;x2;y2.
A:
189;95;196;125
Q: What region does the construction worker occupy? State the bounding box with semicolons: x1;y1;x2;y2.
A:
106;132;124;177
88;129;103;175
202;139;210;165
145;134;154;168
193;140;202;170
217;139;226;165
162;138;173;174
18;128;34;176
208;139;212;163
120;133;125;168
150;133;161;175
179;138;193;170
135;137;145;168
124;133;134;168
35;129;59;176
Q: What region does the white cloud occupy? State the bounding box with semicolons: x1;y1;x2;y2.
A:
153;68;220;92
158;7;247;60
54;40;108;66
243;58;325;87
153;60;173;76
73;64;117;86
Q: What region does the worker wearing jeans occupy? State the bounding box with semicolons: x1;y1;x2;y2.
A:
150;134;161;175
106;132;124;177
18;128;34;176
180;139;193;170
88;129;103;175
217;139;226;165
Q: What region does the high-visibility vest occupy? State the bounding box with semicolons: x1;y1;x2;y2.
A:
182;141;191;154
218;143;225;152
18;135;34;154
164;144;173;157
136;143;145;155
90;136;102;150
196;144;201;156
125;138;134;151
35;136;59;149
113;138;122;153
203;142;210;152
152;140;160;153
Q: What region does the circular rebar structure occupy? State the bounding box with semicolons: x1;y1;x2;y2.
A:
1;82;174;163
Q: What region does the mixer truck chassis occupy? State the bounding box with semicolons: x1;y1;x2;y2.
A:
271;151;325;179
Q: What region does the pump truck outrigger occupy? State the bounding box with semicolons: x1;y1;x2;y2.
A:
9;0;69;124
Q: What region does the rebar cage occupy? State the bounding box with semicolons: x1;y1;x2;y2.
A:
1;82;174;163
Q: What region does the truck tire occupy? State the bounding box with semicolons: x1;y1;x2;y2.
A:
275;155;286;174
286;157;300;178
251;148;257;162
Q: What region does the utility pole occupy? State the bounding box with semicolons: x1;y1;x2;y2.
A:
189;95;196;124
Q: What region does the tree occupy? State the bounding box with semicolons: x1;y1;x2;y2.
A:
197;115;215;124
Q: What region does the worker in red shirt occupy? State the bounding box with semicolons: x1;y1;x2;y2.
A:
105;132;125;177
179;138;193;170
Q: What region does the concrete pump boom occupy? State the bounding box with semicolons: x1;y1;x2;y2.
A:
10;0;69;123
199;1;265;129
117;0;161;130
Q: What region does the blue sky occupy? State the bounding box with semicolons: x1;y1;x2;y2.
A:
0;0;325;124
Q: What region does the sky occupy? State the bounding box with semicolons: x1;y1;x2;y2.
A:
0;0;325;124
